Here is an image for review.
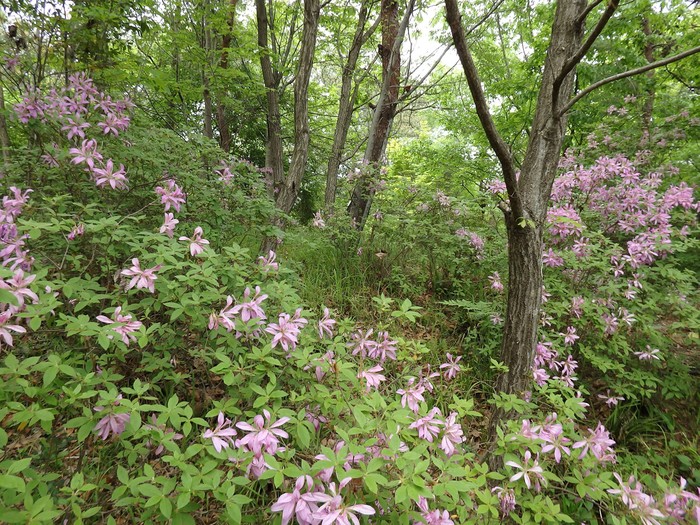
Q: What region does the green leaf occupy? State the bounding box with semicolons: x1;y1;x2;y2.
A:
0;474;26;491
0;289;19;306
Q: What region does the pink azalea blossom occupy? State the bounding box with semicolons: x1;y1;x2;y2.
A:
312;211;325;228
120;258;162;293
0;311;26;348
505;450;545;491
258;250;279;272
397;377;425;413
236;410;290;455
307;478;375;525
634;345;661;361
155;179;186;212
160;213;179;238
358;365;386;392
318;307;336;339
96;306;143;346
573;422;616;463
488;272;504;292
93;159;128;190
416;496;454;524
203;412;237;453
94;396;130;440
270;476;320;525
440;412;465;456
179;226;209;256
439;353;462;380
410;407;442;442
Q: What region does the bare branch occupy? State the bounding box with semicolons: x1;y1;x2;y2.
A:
465;0;507;37
560;44;700;116
444;0;521;216
553;0;618;110
576;0;604;26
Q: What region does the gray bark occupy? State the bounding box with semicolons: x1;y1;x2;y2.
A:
324;2;378;208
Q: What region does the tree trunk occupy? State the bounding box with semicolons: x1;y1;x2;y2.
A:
348;0;413;228
640;17;655;145
256;0;285;196
324;2;377;208
216;0;238;153
275;0;321;213
0;85;10;168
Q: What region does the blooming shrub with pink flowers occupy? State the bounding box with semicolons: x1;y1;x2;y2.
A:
0;74;698;525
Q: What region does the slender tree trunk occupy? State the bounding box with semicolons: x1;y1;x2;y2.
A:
348;0;413;227
202;0;214;140
216;0;239;152
0;85;10;168
325;2;377;208
640;17;655;145
256;0;285;197
275;0;321;213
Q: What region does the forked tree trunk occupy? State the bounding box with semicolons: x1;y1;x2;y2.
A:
348;0;413;227
273;0;321;213
324;2;378;208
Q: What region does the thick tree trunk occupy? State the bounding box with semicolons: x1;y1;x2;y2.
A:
324;2;377;208
348;0;413;227
495;217;543;396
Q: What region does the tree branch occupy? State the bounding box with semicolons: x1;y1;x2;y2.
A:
560;44;700;116
553;0;618;110
576;0;604;26
444;0;521;216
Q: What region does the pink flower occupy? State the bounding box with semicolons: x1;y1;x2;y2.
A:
270;476;320;525
121;258;162;293
307;478;375;525
203;412;237;453
236;410;290;455
488;272;504;292
94;396;130;440
155;179;186;212
358;365;386;392
0;269;38;309
143;414;183;455
318;307;336;339
573;422;616;463
67;223;85;240
416;496;455;524
440;412;464;456
160;213;179;238
410;407;442;442
0;311;26;348
505;450;545;491
93;159;128;190
179;226;209;256
598;391;625;407
96;306;143;346
397;377;425;413
312;211;325;228
370;331;397;361
231;286;268;322
347;328;377;358
634;345;661;361
562;326;579;346
266;312;303;355
439;353;462;380
258;250;279;272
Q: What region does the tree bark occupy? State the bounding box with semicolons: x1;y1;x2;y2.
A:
216;0;239;153
348;0;414;227
256;0;285;196
0;85;10;168
445;0;587;405
274;0;321;213
324;2;378;208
